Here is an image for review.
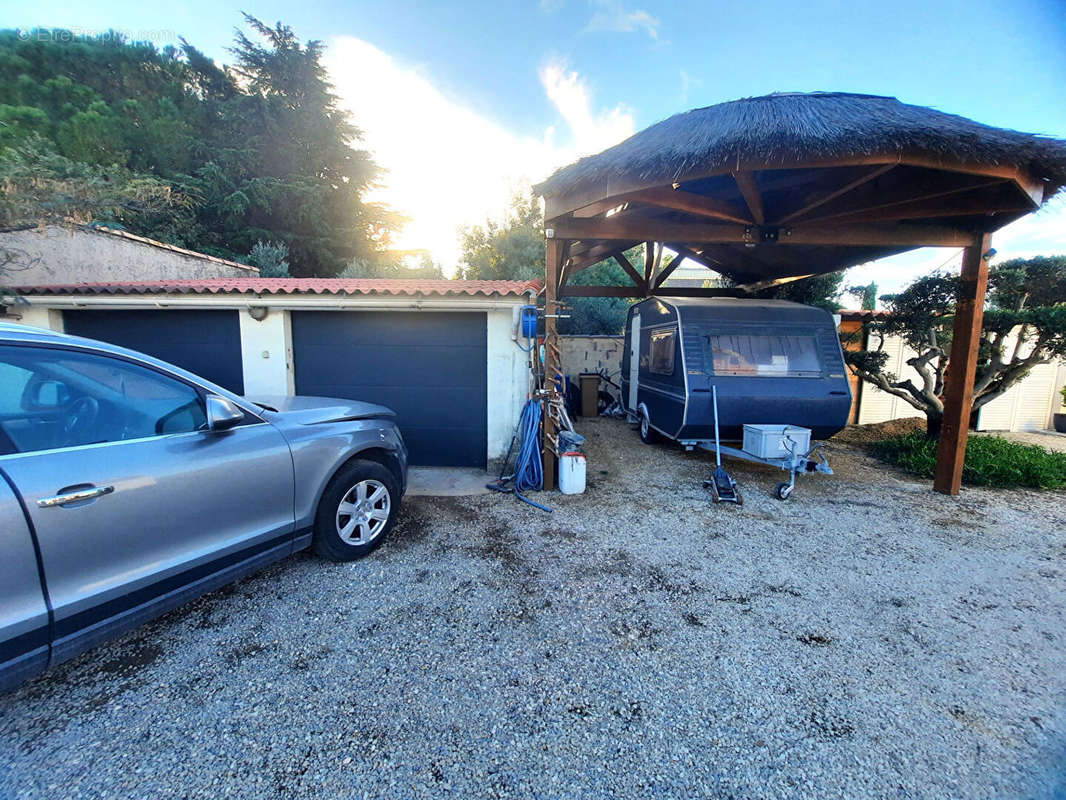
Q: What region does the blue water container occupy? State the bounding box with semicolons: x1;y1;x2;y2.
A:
520;305;538;338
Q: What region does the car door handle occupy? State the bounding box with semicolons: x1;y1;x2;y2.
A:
37;485;115;508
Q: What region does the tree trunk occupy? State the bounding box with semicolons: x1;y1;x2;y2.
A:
926;413;942;441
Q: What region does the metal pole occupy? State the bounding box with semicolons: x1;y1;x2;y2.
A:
712;385;722;467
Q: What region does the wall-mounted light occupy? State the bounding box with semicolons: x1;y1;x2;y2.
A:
982;248;997;261
247;305;269;321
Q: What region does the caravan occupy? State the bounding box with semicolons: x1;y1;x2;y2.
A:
622;297;851;445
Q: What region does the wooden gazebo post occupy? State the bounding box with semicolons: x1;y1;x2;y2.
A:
933;232;993;495
542;235;565;489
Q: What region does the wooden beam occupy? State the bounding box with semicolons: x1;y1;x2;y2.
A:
568;241;639;273
732;170;765;224
934;233;992;495
652;287;747;298
734;273;816;292
573;199;628;218
785;224;977;247
629;187;752;224
543;238;564;490
560;285;646;297
777;164;897;223
684;244;771;283
554;217;743;242
799;178;1008;225
643;242;658;282
652;253;687;290
666;243;725;272
614;251;647;292
556;240;572;292
552;216;976;247
818;196;1029;226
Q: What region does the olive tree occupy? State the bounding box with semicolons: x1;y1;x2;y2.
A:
845;256;1066;438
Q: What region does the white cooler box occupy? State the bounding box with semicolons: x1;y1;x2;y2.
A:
742;425;812;459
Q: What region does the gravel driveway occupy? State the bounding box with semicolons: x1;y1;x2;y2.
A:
2;418;1065;799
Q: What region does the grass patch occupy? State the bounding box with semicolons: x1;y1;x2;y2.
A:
872;432;1066;489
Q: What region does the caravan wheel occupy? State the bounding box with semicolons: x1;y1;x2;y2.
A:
639;407;659;444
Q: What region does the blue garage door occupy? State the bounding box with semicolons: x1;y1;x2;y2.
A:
291;311;487;467
63;310;245;394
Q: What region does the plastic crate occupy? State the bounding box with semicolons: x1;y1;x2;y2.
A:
742;425;811;459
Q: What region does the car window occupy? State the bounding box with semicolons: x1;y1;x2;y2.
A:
0;361;33;413
0;345;208;454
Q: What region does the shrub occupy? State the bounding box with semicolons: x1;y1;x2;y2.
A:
248;240;290;277
871;432;1066;490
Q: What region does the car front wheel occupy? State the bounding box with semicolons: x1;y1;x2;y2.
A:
313;460;400;561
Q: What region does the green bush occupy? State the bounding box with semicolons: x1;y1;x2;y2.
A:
871;432;1066;489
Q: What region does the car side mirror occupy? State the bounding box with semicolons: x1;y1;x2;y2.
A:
205;395;245;432
25;379;69;410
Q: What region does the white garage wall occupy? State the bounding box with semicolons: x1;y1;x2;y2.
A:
239;309;294;396
486;309;531;465
4;307;64;332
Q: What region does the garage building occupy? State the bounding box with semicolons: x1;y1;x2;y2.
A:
5;279;539;468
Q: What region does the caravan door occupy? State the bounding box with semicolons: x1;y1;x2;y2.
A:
628;313;640;410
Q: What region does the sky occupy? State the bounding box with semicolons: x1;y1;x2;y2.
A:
5;0;1066;298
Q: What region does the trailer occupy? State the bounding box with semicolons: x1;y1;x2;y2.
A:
621;297;850;498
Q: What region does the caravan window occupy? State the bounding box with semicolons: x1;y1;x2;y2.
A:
649;328;676;375
704;332;822;377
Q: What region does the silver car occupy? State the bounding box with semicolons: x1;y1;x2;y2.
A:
0;322;407;691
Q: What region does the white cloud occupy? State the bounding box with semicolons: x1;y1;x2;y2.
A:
679;68;701;105
585;0;660;39
539;63;635;155
323;39;633;271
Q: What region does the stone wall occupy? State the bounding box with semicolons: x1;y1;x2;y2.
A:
1;225;258;285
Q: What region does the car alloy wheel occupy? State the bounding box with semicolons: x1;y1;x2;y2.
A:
335;479;391;545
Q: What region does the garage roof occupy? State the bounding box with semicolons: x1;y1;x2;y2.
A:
8;278;542;298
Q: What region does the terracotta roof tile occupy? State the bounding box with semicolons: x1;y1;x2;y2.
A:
8;278;543;298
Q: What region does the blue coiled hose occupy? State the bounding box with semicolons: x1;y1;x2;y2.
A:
487;397;551;512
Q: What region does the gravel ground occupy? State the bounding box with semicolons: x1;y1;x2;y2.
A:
2;418;1065;799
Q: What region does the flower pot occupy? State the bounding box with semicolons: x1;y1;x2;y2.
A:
1055;413;1066;434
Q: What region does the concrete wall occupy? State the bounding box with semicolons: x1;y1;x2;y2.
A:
1;226;257;285
560;335;624;380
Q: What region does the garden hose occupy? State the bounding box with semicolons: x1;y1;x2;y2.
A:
487;397;551;512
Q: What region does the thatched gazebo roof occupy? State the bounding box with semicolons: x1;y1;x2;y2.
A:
535;92;1066;286
538;92;1066;201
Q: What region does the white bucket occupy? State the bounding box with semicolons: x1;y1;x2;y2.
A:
558;452;587;494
